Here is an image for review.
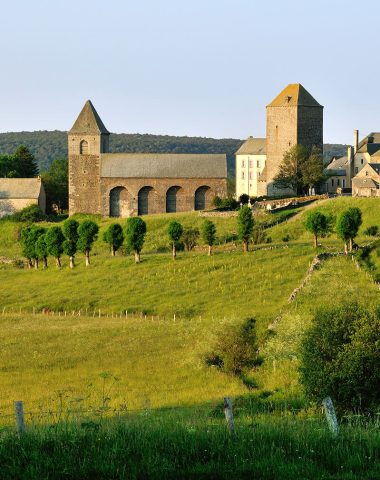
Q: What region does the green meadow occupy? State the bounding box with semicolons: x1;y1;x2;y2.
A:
0;197;380;478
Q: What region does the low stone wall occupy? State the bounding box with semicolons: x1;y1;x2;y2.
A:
255;194;328;211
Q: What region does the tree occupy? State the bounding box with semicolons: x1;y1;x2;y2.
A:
237;205;254;252
13;145;39;177
273;145;309;194
336;208;362;253
62;219;79;268
45;226;65;267
41;158;68;213
167;220;183;259
125;217;147;263
103;223;124;256
35;233;48;268
182;227;199;251
77;220;99;266
20;225;45;268
201;220;217;256
304;210;333;247
300;302;380;413
301;147;326;193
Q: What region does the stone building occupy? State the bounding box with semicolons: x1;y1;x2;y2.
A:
352;163;380;197
324;149;353;194
235;84;323;198
0;177;45;217
235;137;266;198
68;101;227;217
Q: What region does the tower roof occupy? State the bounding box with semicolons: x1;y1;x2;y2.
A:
267;84;322;108
69;100;109;135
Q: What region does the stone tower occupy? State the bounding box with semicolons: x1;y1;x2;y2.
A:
260;84;323;196
68;100;110;214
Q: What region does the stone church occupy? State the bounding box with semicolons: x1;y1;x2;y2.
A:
68;101;227;216
236;84;323;198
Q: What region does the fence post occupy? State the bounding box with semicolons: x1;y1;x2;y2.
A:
322;396;339;436
224;397;235;434
14;401;26;435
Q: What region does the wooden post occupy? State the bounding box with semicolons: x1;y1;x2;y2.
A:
14;401;25;434
223;397;235;434
322;396;339;436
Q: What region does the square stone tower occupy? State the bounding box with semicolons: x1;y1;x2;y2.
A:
68;100;110;215
261;84;323;196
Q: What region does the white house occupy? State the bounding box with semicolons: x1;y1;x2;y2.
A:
235;137;266;199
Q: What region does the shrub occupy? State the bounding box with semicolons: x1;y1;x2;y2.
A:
237;205;254;252
211;195;222;208
300;302;380;413
238;194;249;205
125;217;147;263
13;204;45;223
252;225;266;245
182;227;199;251
282;234;290;242
167;221;183;259
364;225;379;237
207;318;261;376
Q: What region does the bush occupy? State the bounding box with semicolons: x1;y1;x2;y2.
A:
364;225;379;236
238;194;249;205
300;302;380;413
13;204;45;223
282;234;290;242
206;318;261;376
211;195;222;208
252;225;266;244
182;227;199;251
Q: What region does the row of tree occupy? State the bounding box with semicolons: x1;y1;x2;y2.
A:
305;207;363;252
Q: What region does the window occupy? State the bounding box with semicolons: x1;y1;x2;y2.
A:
331;179;334;186
343;179;345;188
249;160;253;168
337;179;340;186
249;172;252;180
241;160;245;168
80;140;89;154
257;172;261;179
365;171;369;176
361;158;364;165
241;171;245;180
355;167;358;174
257;160;260;168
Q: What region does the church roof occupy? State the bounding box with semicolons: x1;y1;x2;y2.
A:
0;178;43;199
235;137;266;155
69;100;109;135
267;84;322;108
100;153;227;179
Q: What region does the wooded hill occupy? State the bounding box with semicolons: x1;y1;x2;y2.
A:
0;130;348;175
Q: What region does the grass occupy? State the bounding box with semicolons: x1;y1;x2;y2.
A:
1;197;380;478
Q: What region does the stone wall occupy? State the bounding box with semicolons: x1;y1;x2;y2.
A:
69;153;101;215
99;177;227;217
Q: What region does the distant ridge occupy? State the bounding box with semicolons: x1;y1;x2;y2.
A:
0;130;348;175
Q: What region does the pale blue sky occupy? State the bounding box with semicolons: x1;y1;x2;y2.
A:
0;0;378;144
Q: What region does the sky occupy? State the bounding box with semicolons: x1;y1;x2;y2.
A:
0;0;379;144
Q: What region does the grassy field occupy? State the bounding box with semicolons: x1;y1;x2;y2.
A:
1;197;380;478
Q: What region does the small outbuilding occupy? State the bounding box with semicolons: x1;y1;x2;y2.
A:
352;163;380;197
0;177;46;217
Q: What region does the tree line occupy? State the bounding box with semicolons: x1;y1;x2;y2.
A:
0;145;39;178
19;207;257;268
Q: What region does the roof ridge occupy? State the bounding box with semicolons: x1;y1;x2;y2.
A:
69;100;109;135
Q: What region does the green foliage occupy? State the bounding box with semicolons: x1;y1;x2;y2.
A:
41;158;68;213
167;221;183;243
211;195;222;208
364;225;379;236
304;210;334;247
336;207;362;250
201;220;217;246
125;217;147;254
45;226;65;260
12;204;45;223
77;221;99;254
182;227;199;251
274;145;326;194
237;205;254;251
0;145;38;178
300;302;380;413
103;223;124;256
62;219;79;257
238;193;249;204
35;233;48;262
20;225;45;262
206;318;260;376
218;196;239;211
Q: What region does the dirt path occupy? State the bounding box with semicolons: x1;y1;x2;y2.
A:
287;197;333;223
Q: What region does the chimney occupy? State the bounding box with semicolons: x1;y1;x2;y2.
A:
354;129;359;153
347;146;353;161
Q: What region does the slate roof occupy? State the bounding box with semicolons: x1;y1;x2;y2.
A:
235;137;266;155
267;84;322;108
368;163;380;174
69;100;109;135
100;153;227;179
0;178;43;199
325;156;348;176
357;132;380;155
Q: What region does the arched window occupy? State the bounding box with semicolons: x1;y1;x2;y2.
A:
138;186;154;215
80;140;89;155
109;186;130;217
194;186;210;211
166;186;182;213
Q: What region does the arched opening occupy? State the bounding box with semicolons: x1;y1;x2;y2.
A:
138;186;154;215
80;140;89;155
194;186;210;211
166;186;182;213
109;186;130;217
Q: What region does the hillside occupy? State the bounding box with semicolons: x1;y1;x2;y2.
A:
0;130;348;175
